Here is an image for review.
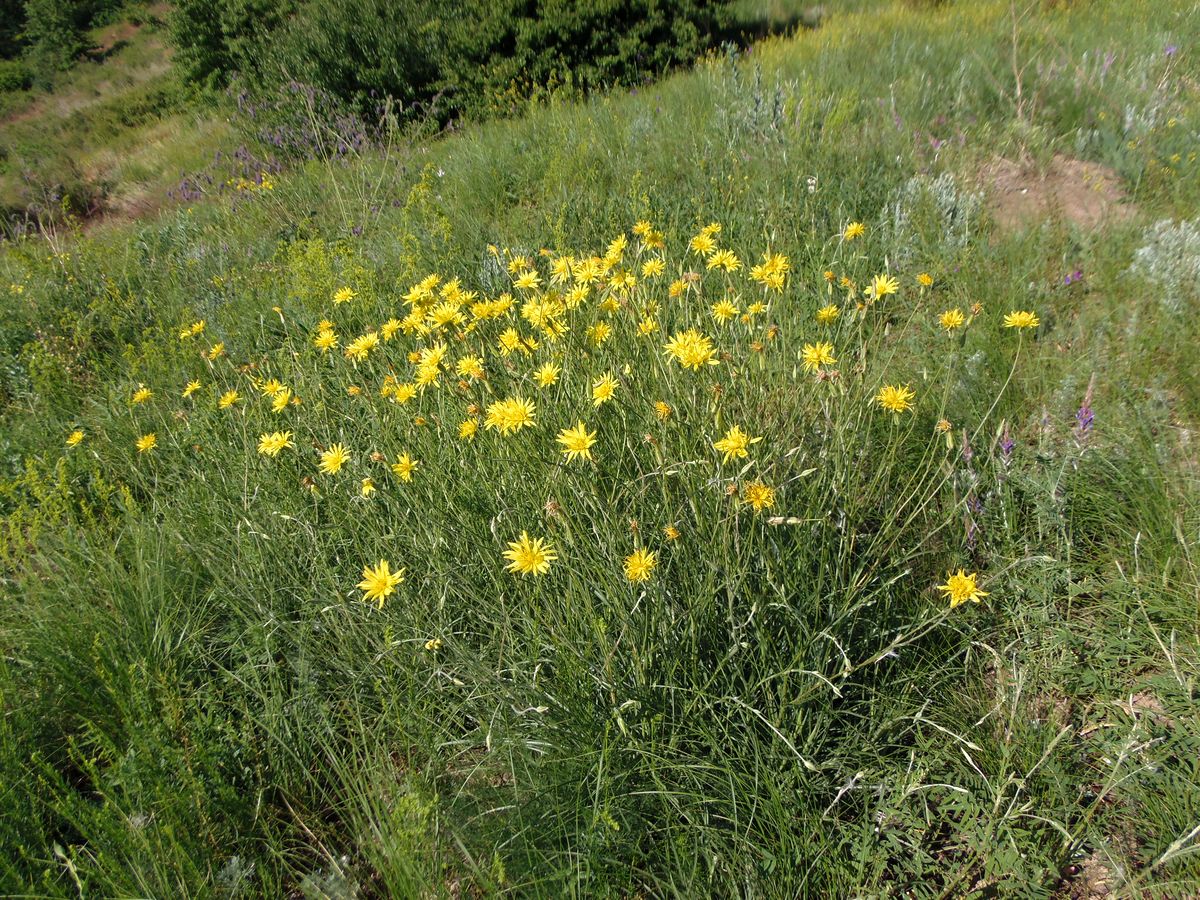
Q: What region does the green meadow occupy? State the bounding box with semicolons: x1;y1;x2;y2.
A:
1;0;1199;895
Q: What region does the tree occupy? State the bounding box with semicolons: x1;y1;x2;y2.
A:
23;0;85;78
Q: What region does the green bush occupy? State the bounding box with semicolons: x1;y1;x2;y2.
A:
171;0;735;123
0;59;32;92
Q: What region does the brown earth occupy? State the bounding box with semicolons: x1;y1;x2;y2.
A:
978;154;1136;232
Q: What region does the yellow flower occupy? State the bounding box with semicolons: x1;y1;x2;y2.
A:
689;232;717;256
66;429;84;447
456;355;485;380
557;421;597;462
219;390;241;409
1003;310;1040;330
424;637;442;651
333;286;356;304
637;317;658;336
136;433;157;453
392;383;417;405
816;304;840;325
381;318;403;340
654;401;672;421
592;373;618;406
713;425;761;464
532;362;560;389
319;443;351;474
876;384;915;414
484;397;537;435
940;308;965;331
624;547;657;583
271;388;291;413
843;221;866;241
206;342;225;360
663;329;718;371
357;559;404;608
513;269;542;291
391;453;418;482
459;418;478;441
360;477;376;497
588;322;612;347
742;481;776;511
937;569;988;608
868;274;899;299
503;531;557;576
663;524;681;541
917;272;934;287
314;329;338;353
641;258;665;278
132;385;152;404
257;431;294;456
711;299;739;324
706;249;741;272
800;341;837;374
344;332;380;361
183;380;202;398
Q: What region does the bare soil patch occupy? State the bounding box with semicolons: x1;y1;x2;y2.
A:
978;154;1136;232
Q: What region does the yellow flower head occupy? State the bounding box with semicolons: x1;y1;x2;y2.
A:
816;304;840;325
357;559;404;608
459;418;479;441
503;531;557;576
689;232;717;256
917;272;934;287
557;421;597;463
654;401;673;421
592;373;618;406
706;249;741;272
624;547;657;583
484;397;537;435
937;569;988;608
801;341;837;374
333;286;356;304
663;329;718;371
742;481;776;511
183;380;202;398
843;221;866;241
868;273;900;299
513;269;542;291
663;524;681;541
391;453;418;482
1003;310;1040;330
319;443;351;474
257;431;294;457
876;384;915;414
314;329;338;353
940;308;965;331
711;299;739;324
534;362;560;388
219;389;241;409
713;425;761;464
66;429;84;447
136;433;157;453
132;385;152;404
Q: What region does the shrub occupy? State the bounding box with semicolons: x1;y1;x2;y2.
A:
170;0;735;124
0;59;32;92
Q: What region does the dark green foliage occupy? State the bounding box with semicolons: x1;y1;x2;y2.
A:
170;0;734;122
21;0;86;78
0;0;25;59
0;58;32;91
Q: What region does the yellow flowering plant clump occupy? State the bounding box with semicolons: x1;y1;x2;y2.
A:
83;219;1036;637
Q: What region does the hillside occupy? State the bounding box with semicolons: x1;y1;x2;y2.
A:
2;0;1199;896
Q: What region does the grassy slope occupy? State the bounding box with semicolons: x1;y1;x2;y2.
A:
1;0;1199;895
0;9;229;228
